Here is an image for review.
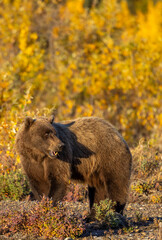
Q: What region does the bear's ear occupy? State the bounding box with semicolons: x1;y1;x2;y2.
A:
25;117;35;129
49;115;55;124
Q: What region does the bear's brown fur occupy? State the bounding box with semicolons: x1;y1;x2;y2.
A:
16;116;132;216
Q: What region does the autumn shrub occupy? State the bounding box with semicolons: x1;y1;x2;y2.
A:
48;0;162;143
132;138;161;181
94;199;125;228
65;183;87;202
0;197;85;239
130;137;162;203
0;169;30;201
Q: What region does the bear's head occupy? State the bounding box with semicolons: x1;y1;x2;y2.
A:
17;116;64;159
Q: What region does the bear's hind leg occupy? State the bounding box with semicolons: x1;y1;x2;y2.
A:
86;183;108;222
106;179;128;215
115;202;126;215
88;186;95;209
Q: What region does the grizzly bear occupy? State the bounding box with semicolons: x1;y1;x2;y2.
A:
16;116;132;217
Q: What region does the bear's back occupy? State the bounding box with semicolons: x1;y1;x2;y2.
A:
61;117;129;156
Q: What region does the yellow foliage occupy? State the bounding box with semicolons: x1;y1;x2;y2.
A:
137;2;162;42
150;195;161;204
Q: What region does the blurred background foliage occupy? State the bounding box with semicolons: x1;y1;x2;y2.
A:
0;0;161;183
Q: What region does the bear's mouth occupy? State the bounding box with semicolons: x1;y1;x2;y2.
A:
49;151;58;158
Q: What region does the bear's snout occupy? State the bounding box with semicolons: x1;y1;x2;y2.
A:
48;141;65;158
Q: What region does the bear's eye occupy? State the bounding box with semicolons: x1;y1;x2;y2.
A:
44;132;50;138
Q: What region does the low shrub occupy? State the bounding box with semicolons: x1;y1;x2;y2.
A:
64;183;87;202
94;199;125;228
130;137;161;203
0;197;85;239
0;169;30;200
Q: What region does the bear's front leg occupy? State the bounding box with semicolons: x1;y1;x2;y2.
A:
29;177;51;201
48;179;67;204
